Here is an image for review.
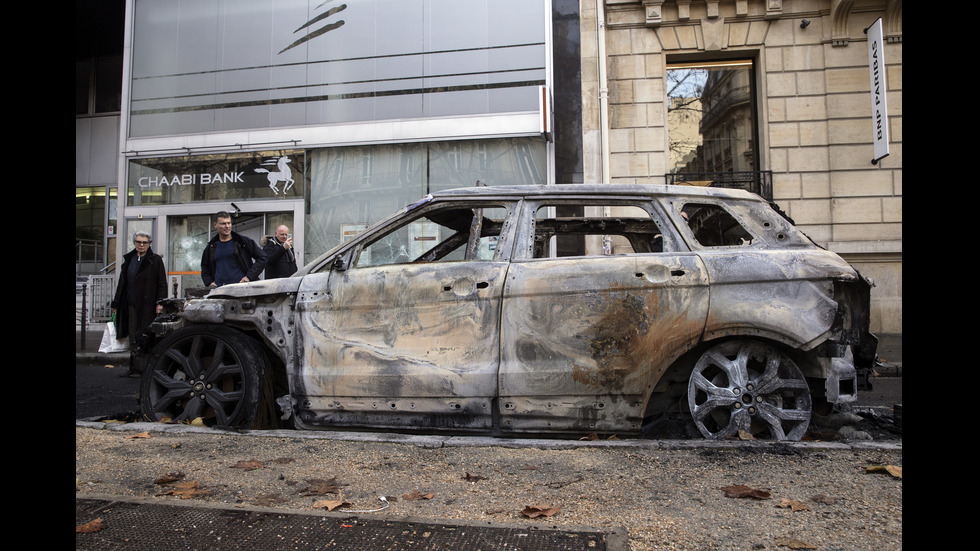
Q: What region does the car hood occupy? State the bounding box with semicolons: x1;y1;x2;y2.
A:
205;276;303;298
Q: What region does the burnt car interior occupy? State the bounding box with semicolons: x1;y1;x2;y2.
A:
532;218;664;257
681;203;754;246
354;206;507;267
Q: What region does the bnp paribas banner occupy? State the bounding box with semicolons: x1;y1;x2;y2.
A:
127;150;306;206
866;18;890;165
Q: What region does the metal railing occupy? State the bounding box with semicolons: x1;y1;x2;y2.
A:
667;170;773;201
77;275;116;327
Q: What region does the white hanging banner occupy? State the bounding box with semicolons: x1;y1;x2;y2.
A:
867;18;889;164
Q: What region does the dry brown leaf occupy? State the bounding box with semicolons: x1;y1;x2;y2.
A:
776;498;811;512
402;490;434;501
158;480;210;499
865;465;902;479
737;430;755;440
312;499;349;511
463;472;487;482
720;485;771;500
190;417;206;426
125;432;151;439
774;537;817;549
297;477;345;496
580;433;599;441
231;460;266;471
154;472;186;485
521;505;561;518
76;518;105;534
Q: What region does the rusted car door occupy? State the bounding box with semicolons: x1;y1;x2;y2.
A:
498;201;710;434
292;203;513;431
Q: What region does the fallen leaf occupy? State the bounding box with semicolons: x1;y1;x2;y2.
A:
125;432;151;439
774;537;817;549
580;433;599;441
313;499;349;511
154;472;186;485
298;477;345;496
158;480;210;499
810;494;838;505
485;508;507;515
76;518;105;533
776;498;811;512
521;505;561;518
720;485;771;500
402;490;434;501
190;417;206;427
231;460;266;471
737;430;755;440
865;465;902;479
463;472;487;482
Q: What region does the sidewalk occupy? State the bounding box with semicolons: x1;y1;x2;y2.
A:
76;324;129;365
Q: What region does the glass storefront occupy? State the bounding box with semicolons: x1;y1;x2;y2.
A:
75;186;117;274
304;137;546;263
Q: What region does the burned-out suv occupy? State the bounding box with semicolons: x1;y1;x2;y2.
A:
139;184;877;441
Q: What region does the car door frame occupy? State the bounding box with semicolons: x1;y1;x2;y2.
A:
291;198;520;432
498;196;710;435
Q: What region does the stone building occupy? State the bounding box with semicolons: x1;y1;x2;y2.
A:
581;0;901;334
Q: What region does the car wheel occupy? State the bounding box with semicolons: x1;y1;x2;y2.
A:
687;340;811;441
140;324;267;429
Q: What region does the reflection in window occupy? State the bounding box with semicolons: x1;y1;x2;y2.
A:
354;206;508;268
681;203;754;247
667;60;757;175
305;138;545;264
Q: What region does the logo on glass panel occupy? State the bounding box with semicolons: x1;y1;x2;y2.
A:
255;156;296;196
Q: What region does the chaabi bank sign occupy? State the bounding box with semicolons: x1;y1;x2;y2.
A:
127;150;305;206
866;18;889;164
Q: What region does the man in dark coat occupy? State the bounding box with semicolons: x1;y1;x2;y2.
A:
200;211;267;287
261;224;298;279
111;231;168;377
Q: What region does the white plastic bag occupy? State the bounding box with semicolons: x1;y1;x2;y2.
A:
98;322;130;353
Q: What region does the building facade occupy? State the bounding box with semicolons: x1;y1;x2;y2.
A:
580;0;902;333
76;0;900;334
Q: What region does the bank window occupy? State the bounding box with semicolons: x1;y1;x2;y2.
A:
667;59;758;176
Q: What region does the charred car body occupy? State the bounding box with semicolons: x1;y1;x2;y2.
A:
139;184;877;441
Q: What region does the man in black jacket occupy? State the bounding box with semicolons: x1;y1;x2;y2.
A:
200;211;267;287
261;224;298;279
111;231;168;377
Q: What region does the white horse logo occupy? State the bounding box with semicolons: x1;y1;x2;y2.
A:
256;156;295;195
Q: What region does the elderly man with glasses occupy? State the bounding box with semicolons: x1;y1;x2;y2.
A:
110;231;168;377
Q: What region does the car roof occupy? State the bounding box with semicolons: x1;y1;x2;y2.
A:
426;183;763;202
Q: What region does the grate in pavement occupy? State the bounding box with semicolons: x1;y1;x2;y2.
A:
76;498;615;550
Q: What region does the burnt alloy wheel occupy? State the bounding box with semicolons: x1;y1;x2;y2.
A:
140;324;267;428
687;340;812;441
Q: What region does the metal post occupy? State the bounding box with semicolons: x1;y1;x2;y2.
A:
80;282;87;350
